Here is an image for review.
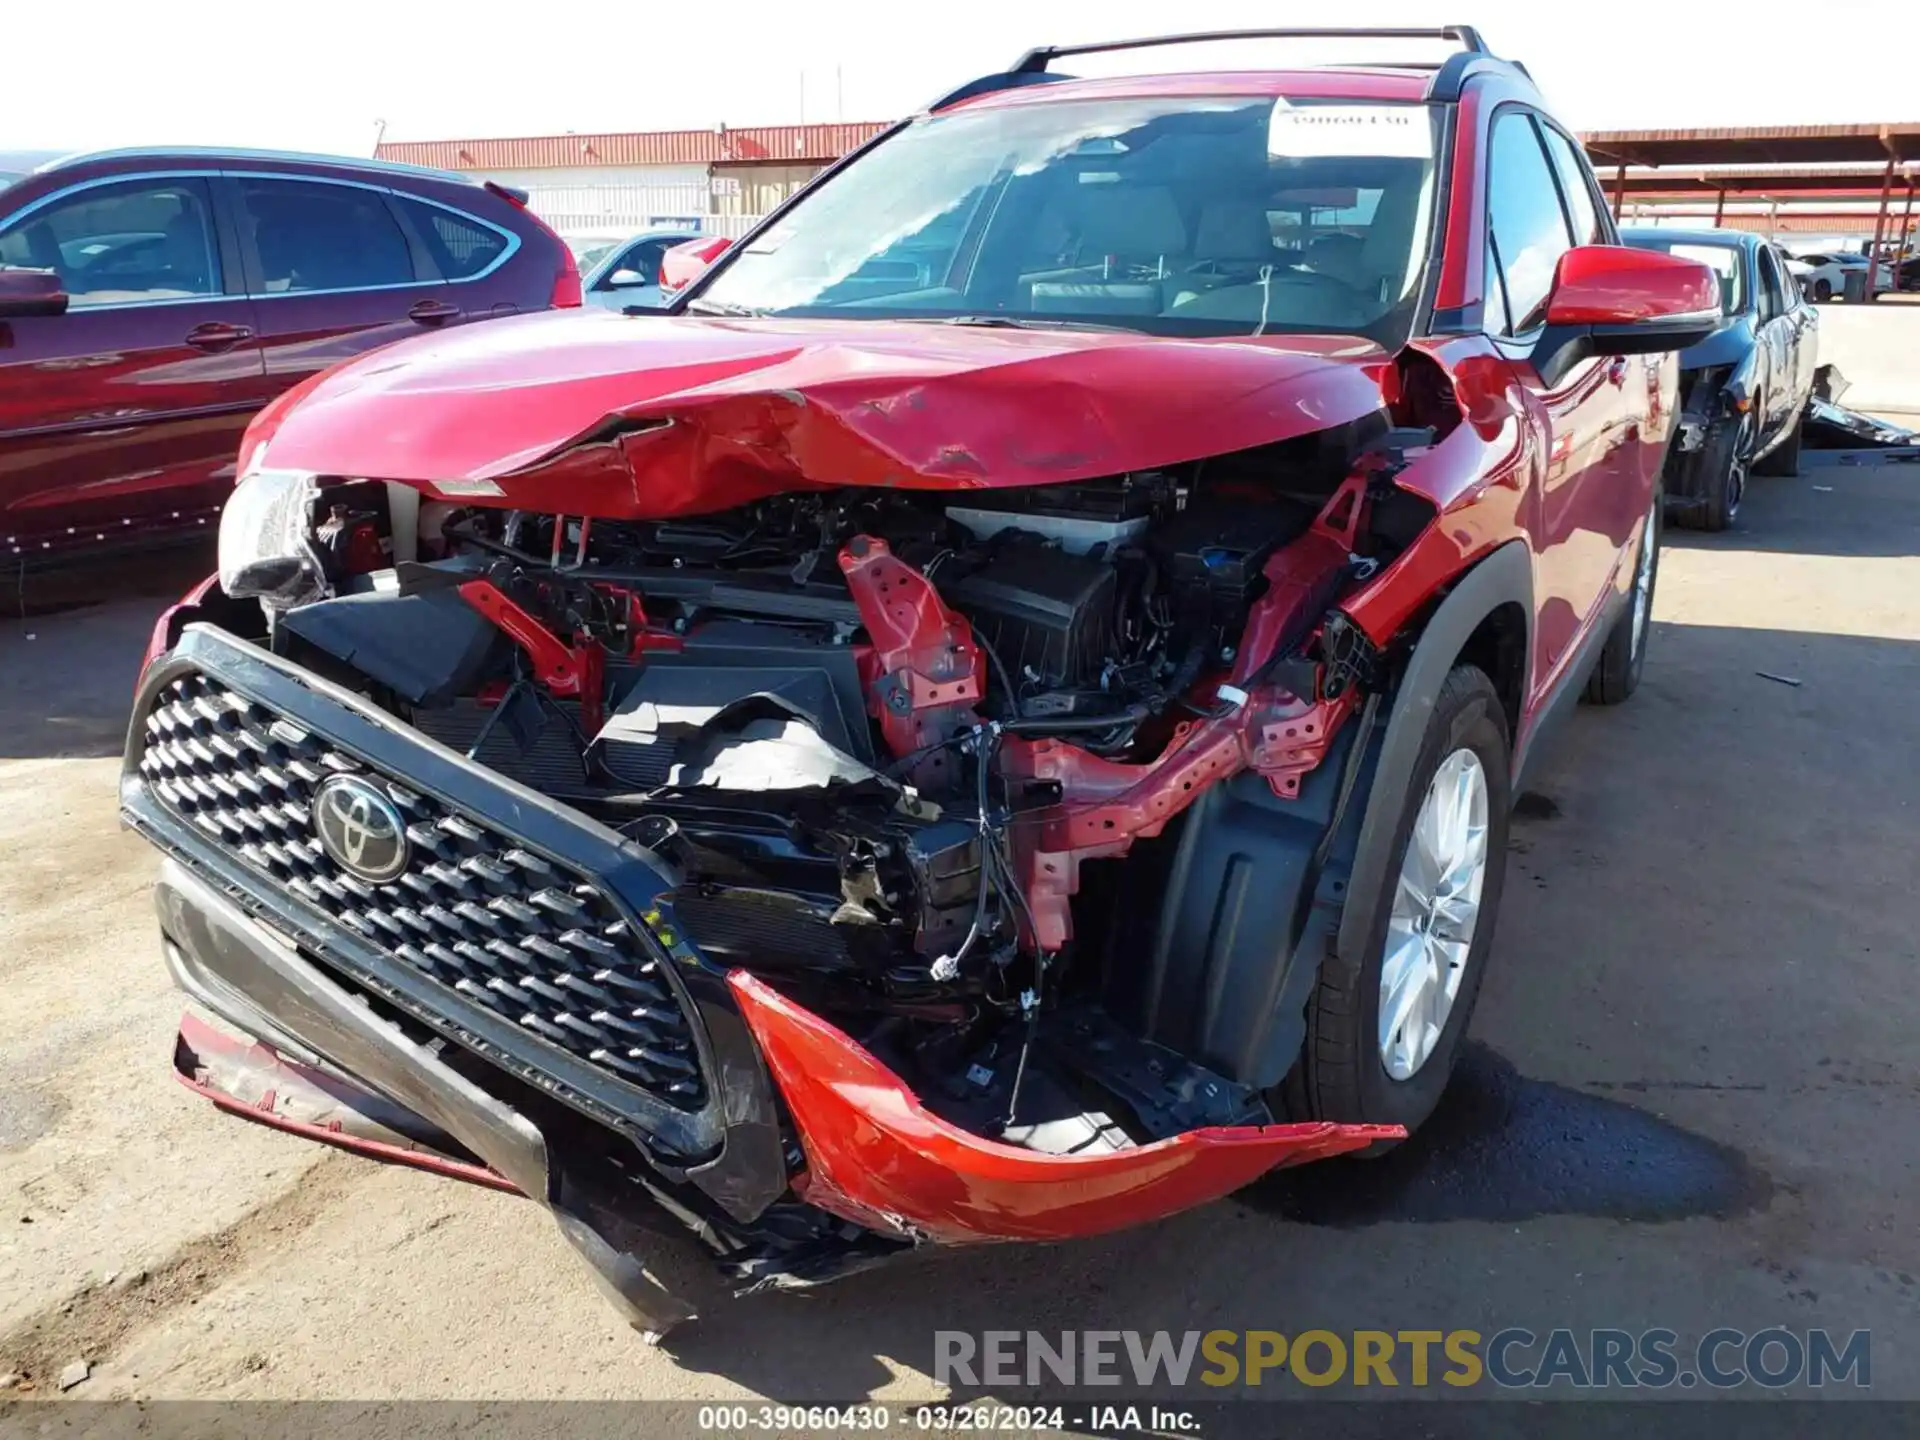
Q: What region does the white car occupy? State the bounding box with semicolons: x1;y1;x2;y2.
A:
566;234;630;275
1788;250;1893;302
579;227;705;312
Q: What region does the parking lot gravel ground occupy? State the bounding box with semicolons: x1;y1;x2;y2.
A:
2;451;1916;1404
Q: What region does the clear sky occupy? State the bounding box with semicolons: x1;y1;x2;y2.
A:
9;0;1914;156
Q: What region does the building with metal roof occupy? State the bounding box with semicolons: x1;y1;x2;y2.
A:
374;123;890;242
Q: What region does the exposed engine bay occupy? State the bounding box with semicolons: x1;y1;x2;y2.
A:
221;415;1432;1160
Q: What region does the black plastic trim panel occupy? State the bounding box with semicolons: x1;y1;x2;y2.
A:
1337;540;1534;964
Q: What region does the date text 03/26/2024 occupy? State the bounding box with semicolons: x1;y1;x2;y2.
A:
696;1405;1194;1432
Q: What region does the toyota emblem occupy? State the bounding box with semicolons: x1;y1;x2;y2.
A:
311;774;410;884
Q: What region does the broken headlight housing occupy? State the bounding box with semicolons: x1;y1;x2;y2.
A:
218;466;328;606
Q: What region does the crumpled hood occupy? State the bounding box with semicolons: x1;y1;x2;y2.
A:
245;309;1396;518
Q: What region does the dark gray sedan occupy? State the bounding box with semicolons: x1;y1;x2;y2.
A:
1620;228;1819;530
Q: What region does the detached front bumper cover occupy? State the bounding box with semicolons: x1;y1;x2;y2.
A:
730;972;1400;1244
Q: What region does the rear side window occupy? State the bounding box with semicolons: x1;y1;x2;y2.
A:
1539;126;1604;246
238;178;415;292
396;197;509;280
0;177;222;306
1485;111;1575;335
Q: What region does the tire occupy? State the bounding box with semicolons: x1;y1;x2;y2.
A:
1674;414;1747;534
1754;411;1803;477
1583;489;1662;706
1812;278;1833;302
1273;664;1510;1142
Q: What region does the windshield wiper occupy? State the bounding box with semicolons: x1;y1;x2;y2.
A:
683;298;765;316
926;314;1139;334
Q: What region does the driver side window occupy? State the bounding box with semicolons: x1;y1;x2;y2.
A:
0;177;223;307
1484;111;1576;336
613;238;670;285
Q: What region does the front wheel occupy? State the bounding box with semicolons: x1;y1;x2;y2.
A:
1273;665;1510;1140
1674;414;1747;533
1812;278;1833;302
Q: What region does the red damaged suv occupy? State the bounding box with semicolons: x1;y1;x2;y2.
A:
126;29;1717;1334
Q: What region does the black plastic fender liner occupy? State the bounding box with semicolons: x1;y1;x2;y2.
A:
1334;540;1533;967
1103;699;1384;1092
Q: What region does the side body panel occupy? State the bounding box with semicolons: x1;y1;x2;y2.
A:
226;173;460;397
1523;348;1638;688
1752;243;1793;444
1769;244;1819;442
1426;76;1668;723
0;170;269;555
0;151;560;564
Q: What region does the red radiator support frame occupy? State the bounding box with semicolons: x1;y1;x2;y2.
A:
837;534;984;784
457;577;609;732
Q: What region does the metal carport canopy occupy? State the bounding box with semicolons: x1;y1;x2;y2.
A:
1613;168;1920;199
1612;167;1920;233
1579;124;1920;289
1580;123;1920;168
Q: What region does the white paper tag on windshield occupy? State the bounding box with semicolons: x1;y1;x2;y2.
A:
1268;104;1432;159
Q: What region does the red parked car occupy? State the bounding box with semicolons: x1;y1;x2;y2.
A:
0;148;581;572
127;29;1716;1336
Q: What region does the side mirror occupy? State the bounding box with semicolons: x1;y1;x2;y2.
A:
606;268;649;288
1532;246;1720;386
0;266;68;318
659;235;731;297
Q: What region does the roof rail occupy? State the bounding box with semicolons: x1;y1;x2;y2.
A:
1424;44;1535;102
924;69;1069;113
927;26;1522;115
33;145;478;186
1008;26;1487;74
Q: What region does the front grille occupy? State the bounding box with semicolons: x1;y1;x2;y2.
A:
137;672;705;1109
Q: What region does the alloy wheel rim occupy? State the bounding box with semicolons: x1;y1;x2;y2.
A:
1726;418;1751;523
1630;494;1658;659
1378;748;1490;1081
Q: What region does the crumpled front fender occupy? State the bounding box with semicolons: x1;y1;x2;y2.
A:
728;973;1400;1244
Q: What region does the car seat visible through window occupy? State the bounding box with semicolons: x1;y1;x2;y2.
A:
1170;201;1276;307
1020;185;1190;314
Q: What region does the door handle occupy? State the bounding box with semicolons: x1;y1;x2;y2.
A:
184;321;253;353
409;299;462;325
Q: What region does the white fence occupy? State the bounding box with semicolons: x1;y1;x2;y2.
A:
705;213;767;240
524;181;766;241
